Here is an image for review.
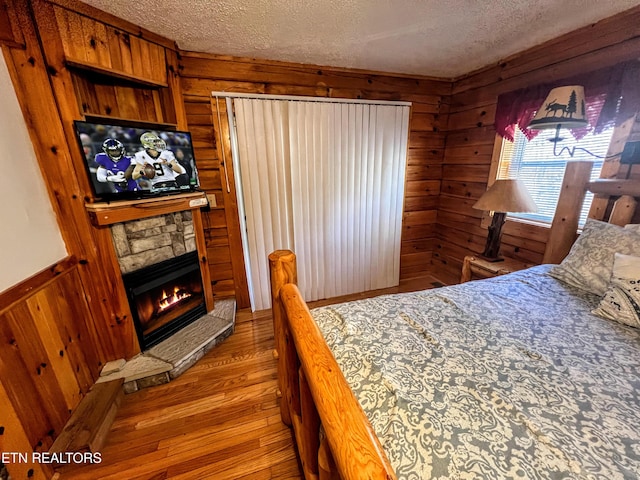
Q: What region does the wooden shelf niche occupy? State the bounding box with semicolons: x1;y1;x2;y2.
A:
48;2;181;126
53;4;168;88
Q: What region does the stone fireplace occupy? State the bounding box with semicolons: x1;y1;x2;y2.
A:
111;211;206;350
86;194;234;391
122;251;206;350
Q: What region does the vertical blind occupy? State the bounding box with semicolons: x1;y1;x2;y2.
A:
232;97;410;310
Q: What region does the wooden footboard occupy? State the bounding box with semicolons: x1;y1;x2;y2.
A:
269;251;396;480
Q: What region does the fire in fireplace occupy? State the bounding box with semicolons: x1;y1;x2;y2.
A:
158;286;192;312
122;251;207;350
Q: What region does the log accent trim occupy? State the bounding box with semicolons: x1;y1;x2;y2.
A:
543;162;640;264
588;179;640;197
609;195;638;226
281;283;395;480
542;161;593;264
269;250;396;480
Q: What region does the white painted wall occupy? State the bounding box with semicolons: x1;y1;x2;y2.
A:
0;54;67;293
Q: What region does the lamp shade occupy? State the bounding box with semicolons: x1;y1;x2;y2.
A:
529;85;588;130
473;179;537;213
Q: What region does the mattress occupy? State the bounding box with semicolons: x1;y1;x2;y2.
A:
311;266;640;480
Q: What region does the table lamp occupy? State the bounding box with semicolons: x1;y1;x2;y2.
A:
473;179;537;261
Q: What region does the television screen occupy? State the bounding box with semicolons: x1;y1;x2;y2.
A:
74;120;201;202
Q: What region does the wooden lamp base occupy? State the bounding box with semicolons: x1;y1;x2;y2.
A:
481;211;507;262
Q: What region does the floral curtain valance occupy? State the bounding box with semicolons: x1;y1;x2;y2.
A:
495;62;640;142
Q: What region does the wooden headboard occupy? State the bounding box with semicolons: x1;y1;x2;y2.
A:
543;160;640;264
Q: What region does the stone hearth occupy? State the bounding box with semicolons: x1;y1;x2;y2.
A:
97;298;236;393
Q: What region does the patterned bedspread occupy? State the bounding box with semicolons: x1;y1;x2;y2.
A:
311;266;640;480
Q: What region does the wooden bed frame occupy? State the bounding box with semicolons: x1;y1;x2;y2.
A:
268;161;640;480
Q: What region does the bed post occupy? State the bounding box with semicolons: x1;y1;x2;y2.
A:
543;161;593;264
280;283;397;480
609;195;638;226
269;250;298;426
319;438;339;480
299;367;321;477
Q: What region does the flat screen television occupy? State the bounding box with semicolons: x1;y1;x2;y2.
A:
74;120;201;202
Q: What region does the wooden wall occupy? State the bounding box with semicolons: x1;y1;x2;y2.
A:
1;1;185;477
179;53;452;307
3;1;640;477
2;0;184;365
0;258;100;480
435;6;640;280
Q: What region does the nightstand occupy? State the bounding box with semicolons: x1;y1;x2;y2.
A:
460;255;533;283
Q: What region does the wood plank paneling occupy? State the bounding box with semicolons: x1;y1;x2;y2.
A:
443;143;494;165
0;259;98;479
453;7;640;95
49;0;176;50
26;0;139;361
52;4;168;86
0;382;51;480
181;54;451;96
181;53;451;305
57;277;453;480
1;3;188;477
0;0;23;47
436;6;640;280
9;3;640;477
208;97;250;306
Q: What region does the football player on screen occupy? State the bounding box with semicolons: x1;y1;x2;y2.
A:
95;138;138;192
132;132;186;190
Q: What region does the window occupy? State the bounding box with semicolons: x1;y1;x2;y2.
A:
496;125;614;226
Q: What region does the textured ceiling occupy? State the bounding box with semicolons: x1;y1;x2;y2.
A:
81;0;640;78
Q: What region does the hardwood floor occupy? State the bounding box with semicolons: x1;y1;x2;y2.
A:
56;274;444;480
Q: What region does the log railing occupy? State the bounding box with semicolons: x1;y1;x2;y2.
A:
269;250;396;480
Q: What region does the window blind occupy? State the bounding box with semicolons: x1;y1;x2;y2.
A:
498;125;613;226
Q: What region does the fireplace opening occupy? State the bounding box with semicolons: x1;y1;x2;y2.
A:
122;251;206;350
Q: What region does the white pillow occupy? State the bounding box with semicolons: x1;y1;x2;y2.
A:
592;253;640;328
549;219;640;295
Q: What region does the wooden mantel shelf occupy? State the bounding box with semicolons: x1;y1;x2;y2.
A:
85;192;208;226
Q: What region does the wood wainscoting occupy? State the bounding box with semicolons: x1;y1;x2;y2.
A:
0;257;101;480
2;0;185;365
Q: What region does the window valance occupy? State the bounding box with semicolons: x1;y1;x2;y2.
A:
495;62;640;142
